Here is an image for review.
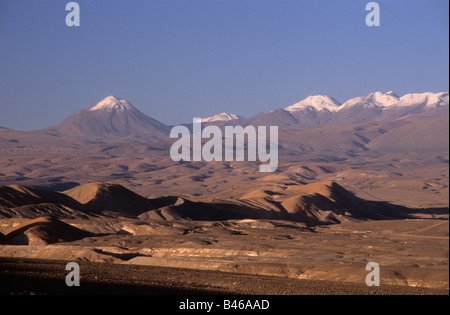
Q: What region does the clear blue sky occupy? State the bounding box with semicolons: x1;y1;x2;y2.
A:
0;0;448;130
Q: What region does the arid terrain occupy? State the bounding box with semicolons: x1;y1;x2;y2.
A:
1;257;447;295
0;93;448;295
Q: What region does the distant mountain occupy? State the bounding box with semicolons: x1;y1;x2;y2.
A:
202;112;243;123
340;91;400;110
285;95;341;114
242;108;299;128
330;91;449;126
5;91;448;144
41;96;170;140
286;95;340;128
239;91;449;129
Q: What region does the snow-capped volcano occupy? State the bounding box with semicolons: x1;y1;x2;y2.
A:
89;96;134;112
285;95;341;113
41;96;169;140
202;112;242;123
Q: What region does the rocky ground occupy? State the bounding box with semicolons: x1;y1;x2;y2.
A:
0;257;447;295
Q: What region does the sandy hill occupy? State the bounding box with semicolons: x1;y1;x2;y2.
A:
139;196;266;221
0;185;88;219
139;181;412;225
64;182;156;216
238;181;410;225
1;181;414;225
0;216;93;245
0;185;47;208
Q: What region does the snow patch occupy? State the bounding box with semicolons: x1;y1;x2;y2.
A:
285;95;342;113
341;91;400;109
202;112;241;122
340;91;449;110
398;92;450;108
89;96;134;112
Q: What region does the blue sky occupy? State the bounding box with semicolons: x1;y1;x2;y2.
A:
0;0;448;130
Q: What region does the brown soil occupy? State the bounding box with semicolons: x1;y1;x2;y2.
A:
0;257;447;295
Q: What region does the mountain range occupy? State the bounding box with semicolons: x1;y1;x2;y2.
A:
0;91;447;162
20;91;446;141
241;91;448;129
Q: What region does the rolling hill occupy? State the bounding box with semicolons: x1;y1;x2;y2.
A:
0;217;93;245
0;181;413;226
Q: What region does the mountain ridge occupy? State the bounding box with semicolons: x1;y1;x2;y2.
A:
240;91;449;129
4;91;447;137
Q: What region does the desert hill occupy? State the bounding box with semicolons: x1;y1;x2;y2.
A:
0;181;414;225
0;216;93;245
238;181;411;225
0;185;50;208
0;185;89;219
138;196;269;221
64;182;156;216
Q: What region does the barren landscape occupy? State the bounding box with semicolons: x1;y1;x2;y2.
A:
0;92;448;295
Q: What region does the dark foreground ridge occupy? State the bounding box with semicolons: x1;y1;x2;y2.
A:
0;257;447;296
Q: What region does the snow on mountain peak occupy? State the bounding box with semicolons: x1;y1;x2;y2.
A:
89;96;134;112
285;95;342;113
398;92;449;108
386;91;400;98
369;91;400;106
341;91;400;109
202;112;241;122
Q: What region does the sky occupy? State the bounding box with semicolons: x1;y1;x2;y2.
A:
0;0;449;130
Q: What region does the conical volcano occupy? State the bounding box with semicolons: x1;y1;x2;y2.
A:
41;96;169;140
